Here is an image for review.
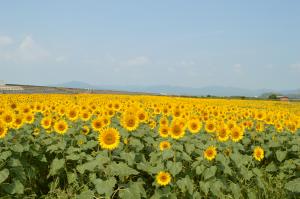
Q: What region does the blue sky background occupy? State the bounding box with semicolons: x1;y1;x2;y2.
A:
0;1;300;90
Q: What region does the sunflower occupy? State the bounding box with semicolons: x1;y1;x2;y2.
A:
159;141;171;151
57;106;66;116
0;122;8;138
287;122;297;133
169;120;185;139
230;126;244;142
137;110;147;123
20;105;31;114
159;116;169;126
98;128;120;150
156;171;171;186
41;117;52;129
253;146;264;161
217;125;229;142
121;114;139;132
13;115;24;129
255;111;266;121
92;118;103;132
80;111;91;121
173;108;181;118
227;120;236;130
255;122;265;132
204;146;217;161
24;113;35;124
101;116;111;127
187;118;202;134
159;126;169;138
67;108;79;121
162;106;169;116
81;125;90;135
113;102;121;111
205;120;216;133
124;138;129;145
54;120;68;134
149;119;157;129
33;128;40;136
107;109;115;117
275;122;283;133
1;111;14;126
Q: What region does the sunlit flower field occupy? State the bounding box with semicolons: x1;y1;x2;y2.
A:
0;94;299;198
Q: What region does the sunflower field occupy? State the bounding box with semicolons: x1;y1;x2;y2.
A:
0;94;299;198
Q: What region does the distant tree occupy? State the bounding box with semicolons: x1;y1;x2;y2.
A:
268;94;277;99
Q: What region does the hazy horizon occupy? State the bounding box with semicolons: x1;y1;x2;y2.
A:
1;1;300;90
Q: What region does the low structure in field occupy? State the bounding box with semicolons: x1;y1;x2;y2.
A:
277;96;289;102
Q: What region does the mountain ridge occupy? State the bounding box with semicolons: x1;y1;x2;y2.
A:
50;81;300;98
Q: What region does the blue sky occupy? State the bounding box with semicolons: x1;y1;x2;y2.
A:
0;1;300;90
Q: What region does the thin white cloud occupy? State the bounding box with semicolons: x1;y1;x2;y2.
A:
0;35;13;46
125;56;150;66
17;35;50;62
290;63;300;71
233;63;243;74
55;56;67;63
0;35;68;63
265;64;274;69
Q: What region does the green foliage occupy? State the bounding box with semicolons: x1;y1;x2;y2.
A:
0;116;299;198
0;169;9;184
285;178;300;192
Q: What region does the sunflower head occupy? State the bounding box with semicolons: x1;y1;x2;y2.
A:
230;126;244;142
156;171;171;186
98;128;120;150
188;118;202;134
54;120;68;134
67;108;78;121
121;114;139;132
92;118;104;132
169;120;185;140
0;122;8;138
80;111;91;121
81;125;90;135
2;111;14;125
41;117;52;129
33;128;40;136
204;146;217;161
137;110;147;122
24;113;35;124
159;126;169;138
13;115;24;129
253;146;264;161
159;117;169;126
217;125;229;142
159;141;171;151
205;120;216;133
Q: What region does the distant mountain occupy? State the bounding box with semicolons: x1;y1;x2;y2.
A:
51;81;300;98
51;81;95;89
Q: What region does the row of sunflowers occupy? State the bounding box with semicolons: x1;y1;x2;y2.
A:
0;94;299;198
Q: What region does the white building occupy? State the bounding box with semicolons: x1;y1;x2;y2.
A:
0;81;24;93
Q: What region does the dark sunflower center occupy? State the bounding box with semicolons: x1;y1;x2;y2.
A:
160;175;167;181
139;114;145;120
207;150;213;156
58;124;65;131
173;125;181;136
208;124;214;130
191;123;197;130
104;134;115;145
127;119;135;127
95;121;102;128
5;115;12;122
